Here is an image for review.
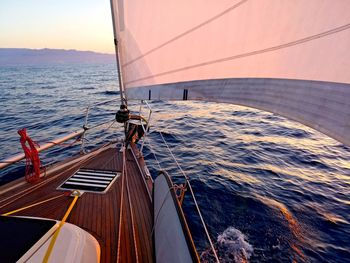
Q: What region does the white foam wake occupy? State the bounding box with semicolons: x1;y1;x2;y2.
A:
217;227;253;262
201;227;253;263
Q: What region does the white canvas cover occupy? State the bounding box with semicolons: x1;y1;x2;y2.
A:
153;173;195;263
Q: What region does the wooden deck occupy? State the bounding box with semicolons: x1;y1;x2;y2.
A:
0;144;154;262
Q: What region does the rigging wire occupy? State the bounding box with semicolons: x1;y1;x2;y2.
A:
85;119;116;131
158;132;187;180
0;144;110;209
82;120;117;146
144;136;162;170
126;22;350;85
124;148;140;263
1;97;119;140
123;0;248;67
116;145;126;263
158;131;220;262
117;143;141;262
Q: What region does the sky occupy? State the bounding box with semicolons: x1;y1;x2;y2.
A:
0;0;114;54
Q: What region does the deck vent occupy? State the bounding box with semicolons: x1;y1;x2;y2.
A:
58;168;120;193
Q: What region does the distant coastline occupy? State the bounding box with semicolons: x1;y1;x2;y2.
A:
0;48;115;66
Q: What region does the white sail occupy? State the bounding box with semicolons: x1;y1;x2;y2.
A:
111;0;350;145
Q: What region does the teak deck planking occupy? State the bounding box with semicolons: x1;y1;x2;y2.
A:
0;144;154;262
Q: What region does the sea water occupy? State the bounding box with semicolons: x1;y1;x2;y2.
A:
0;63;349;262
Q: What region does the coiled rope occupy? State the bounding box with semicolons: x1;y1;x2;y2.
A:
18;128;42;183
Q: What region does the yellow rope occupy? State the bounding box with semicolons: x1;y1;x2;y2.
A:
42;195;79;263
2;194;65;216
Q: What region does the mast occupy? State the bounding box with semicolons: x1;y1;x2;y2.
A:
110;0;129;124
110;0;127;107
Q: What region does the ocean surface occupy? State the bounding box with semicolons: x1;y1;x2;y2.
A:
0;63;349;262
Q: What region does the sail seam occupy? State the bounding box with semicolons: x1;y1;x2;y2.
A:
125;22;350;85
122;0;249;67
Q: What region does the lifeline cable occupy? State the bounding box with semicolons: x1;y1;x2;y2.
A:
158;131;220;262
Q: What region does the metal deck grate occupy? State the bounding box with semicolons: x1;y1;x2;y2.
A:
58;168;120;193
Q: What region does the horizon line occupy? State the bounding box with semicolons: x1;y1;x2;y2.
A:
0;47;115;55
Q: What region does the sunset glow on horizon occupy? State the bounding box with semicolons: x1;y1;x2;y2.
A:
0;0;114;54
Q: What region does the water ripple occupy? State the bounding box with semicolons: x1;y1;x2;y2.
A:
0;64;349;262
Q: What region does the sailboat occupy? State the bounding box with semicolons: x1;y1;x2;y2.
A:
1;0;350;262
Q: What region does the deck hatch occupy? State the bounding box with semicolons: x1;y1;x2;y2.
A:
58;168;120;193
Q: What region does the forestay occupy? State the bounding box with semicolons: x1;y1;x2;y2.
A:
110;0;350;146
